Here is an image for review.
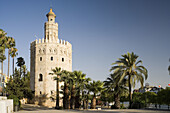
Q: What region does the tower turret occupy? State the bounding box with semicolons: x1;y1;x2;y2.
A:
46;8;56;22
44;8;58;41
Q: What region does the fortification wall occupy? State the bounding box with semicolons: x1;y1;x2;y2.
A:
30;38;72;47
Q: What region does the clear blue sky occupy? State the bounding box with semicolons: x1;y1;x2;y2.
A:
1;0;170;88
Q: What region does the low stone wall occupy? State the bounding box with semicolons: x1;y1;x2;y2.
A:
0;96;13;113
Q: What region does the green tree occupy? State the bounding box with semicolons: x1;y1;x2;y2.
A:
157;87;170;109
16;57;25;77
22;65;27;80
110;52;148;108
49;67;62;109
88;80;104;109
100;90;114;108
142;92;157;106
6;67;33;107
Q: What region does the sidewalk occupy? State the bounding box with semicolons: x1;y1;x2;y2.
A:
16;104;170;113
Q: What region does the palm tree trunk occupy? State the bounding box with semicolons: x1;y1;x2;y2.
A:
70;85;75;109
1;61;3;95
1;61;3;75
114;85;120;109
91;94;96;109
68;95;71;109
86;98;88;109
63;82;69;109
13;58;14;75
75;89;80;109
7;49;10;78
86;92;89;109
128;75;132;109
65;83;69;109
82;91;86;109
56;76;59;109
63;82;66;109
20;66;21;77
114;93;120;109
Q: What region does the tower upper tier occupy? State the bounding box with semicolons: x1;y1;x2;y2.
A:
44;8;58;41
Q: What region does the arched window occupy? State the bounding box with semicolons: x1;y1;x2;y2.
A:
39;74;43;81
51;56;53;61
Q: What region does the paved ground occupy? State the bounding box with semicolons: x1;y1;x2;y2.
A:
16;104;170;113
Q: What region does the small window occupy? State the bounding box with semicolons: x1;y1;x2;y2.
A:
51;57;53;61
40;57;42;61
51;19;53;21
51;91;53;95
39;74;43;81
40;91;42;95
62;58;64;62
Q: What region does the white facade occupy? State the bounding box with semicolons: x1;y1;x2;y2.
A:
0;96;13;113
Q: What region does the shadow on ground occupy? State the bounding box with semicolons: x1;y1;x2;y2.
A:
20;104;54;111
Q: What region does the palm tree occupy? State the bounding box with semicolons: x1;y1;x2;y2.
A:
49;67;62;109
110;52;148;108
6;37;15;77
104;74;128;109
74;71;86;109
0;29;7;48
82;77;91;109
9;47;18;75
0;29;7;76
60;70;71;109
89;80;104;109
69;71;77;109
16;57;25;77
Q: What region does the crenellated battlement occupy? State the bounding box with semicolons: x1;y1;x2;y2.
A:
30;38;71;47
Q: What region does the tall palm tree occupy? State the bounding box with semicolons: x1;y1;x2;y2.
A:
49;67;62;109
0;29;7;75
74;71;86;109
6;37;15;77
0;29;7;48
104;74;128;109
9;47;18;75
60;70;71;109
82;77;91;109
69;71;77;109
89;80;104;109
110;52;148;108
16;57;25;77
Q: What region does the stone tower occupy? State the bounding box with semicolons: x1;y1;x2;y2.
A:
30;8;72;107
